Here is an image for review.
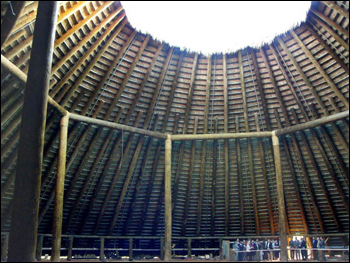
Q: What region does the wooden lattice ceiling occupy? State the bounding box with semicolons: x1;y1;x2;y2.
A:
1;1;349;246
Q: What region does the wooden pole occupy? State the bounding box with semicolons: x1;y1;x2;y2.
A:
129;238;133;261
164;136;172;261
67;237;74;261
69;113;167;140
0;55;68;116
7;2;59;262
272;132;288;262
171;131;273;141
51;114;69;262
100;238;105;262
1;234;9;262
187;238;192;258
275;111;349;136
36;235;44;262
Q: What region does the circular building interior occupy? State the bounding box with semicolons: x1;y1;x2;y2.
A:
1;1;349;262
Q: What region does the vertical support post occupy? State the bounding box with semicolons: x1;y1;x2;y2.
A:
160;238;165;260
164;136;172;261
67;237;74;261
1;234;9;262
8;2;59;262
129;238;133;261
36;235;44;262
51;114;69;262
272;132;288;262
219;239;223;257
187;238;192;259
100;238;105;262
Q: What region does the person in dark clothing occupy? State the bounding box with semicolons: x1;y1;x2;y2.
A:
289;239;295;260
312;237;319;261
262;240;268;261
300;237;307;261
237;240;244;262
274;240;280;260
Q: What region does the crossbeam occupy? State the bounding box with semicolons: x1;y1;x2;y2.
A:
275;111;349;136
69;113;168;140
170;131;273;141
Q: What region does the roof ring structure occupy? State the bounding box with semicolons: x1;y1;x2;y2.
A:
121;1;312;54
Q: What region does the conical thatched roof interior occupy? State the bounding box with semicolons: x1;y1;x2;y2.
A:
1;0;349;251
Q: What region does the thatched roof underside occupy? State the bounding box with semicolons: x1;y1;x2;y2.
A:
1;1;349;247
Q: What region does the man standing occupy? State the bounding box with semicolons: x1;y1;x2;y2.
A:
295;237;301;261
318;237;326;262
312;237;318;261
289;238;295;260
300;237;307;261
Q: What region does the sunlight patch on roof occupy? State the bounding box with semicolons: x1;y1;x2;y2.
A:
121;1;311;54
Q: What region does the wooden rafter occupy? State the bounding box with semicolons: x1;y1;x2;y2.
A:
311;9;349;38
309;14;349;52
289;30;349;109
63;107;124;233
291;109;345;231
255;113;275;235
196;56;212;236
223;54;230;236
321;1;349;19
181;117;199;236
305;23;349;75
238;50;260;235
271;40;311;120
91;111;143;234
274;109;309;235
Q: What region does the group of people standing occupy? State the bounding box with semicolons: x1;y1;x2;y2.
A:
233;239;280;261
289;237;307;260
289;236;328;261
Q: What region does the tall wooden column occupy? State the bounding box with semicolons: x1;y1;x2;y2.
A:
272;132;288;262
51;115;69;262
164;136;172;261
7;2;59;262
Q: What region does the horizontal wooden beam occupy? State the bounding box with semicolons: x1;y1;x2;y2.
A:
275;111;349;136
69;113;168;140
170;131;273;141
1;54;67;115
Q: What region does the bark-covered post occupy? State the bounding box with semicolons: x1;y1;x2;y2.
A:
272;132;288;262
36;235;44;261
1;234;10;261
164;136;172;261
100;238;105;262
51;114;69;262
7;2;59;262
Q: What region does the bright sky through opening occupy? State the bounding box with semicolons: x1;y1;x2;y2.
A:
121;1;312;54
